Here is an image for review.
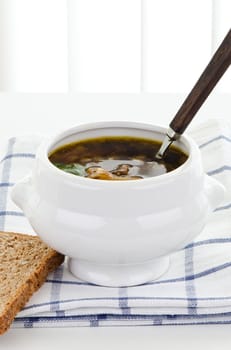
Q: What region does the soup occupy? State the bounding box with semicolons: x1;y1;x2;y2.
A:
49;136;188;180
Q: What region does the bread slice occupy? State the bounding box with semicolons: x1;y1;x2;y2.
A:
0;231;64;335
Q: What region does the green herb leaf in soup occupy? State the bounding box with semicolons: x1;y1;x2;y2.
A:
54;163;85;177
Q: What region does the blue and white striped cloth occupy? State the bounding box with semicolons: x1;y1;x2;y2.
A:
1;119;231;328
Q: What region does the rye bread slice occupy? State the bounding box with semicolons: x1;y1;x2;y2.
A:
0;231;64;335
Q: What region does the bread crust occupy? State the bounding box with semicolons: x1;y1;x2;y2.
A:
0;232;64;335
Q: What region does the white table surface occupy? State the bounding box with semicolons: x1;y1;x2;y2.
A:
1;92;231;349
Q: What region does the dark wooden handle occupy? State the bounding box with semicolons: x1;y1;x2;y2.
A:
170;29;231;135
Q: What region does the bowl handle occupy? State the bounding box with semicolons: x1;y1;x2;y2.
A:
204;175;225;211
11;175;35;215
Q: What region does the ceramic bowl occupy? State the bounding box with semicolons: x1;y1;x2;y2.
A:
11;122;225;286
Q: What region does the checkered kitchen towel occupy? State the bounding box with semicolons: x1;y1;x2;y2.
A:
1;119;231;328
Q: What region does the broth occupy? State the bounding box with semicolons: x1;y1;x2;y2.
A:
49;136;188;180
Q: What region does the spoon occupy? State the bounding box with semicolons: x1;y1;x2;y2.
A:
155;28;231;160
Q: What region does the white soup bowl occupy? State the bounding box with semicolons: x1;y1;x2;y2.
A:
11;122;225;287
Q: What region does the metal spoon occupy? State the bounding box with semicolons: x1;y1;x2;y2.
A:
156;28;231;160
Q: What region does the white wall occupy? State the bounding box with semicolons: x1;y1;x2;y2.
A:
67;0;141;93
0;0;230;93
0;0;68;92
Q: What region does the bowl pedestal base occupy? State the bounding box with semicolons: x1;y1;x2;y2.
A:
68;256;170;287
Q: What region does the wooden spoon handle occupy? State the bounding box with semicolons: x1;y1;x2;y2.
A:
170;29;231;135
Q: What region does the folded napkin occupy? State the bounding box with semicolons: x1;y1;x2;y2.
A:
1;119;231;328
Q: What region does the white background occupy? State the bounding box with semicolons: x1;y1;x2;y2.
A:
2;326;231;350
0;0;230;93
